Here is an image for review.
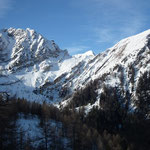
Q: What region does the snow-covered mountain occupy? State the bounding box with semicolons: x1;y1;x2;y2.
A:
63;29;150;110
0;28;94;103
0;28;150;109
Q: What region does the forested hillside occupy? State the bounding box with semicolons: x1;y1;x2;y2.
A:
1;28;150;149
1;70;150;150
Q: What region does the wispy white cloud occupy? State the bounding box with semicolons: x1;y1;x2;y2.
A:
68;0;149;54
66;45;90;55
94;28;115;43
84;0;148;45
0;0;12;18
95;17;145;44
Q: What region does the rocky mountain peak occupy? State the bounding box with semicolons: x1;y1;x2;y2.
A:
1;28;150;108
0;28;70;72
0;28;95;102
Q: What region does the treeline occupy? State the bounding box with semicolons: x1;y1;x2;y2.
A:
0;71;150;150
0;98;101;150
68;80;98;108
66;70;150;150
0;98;67;150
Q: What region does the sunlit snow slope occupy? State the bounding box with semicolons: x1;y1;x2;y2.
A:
0;28;150;107
0;28;94;103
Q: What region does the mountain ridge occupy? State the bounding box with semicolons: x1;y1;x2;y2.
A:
0;28;150;111
0;28;95;103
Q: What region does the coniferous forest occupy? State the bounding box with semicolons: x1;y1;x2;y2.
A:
1;0;150;149
0;71;150;150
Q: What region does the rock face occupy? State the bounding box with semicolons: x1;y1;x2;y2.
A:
0;28;94;103
65;29;150;110
0;28;68;71
0;28;150;108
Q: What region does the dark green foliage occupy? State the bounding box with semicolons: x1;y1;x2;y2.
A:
128;64;135;91
99;86;128;132
68;81;98;108
1;75;150;150
136;71;150;119
0;97;18;150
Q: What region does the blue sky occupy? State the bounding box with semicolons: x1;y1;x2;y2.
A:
0;0;150;55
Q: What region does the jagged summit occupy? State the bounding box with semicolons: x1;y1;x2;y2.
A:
0;28;94;102
0;28;69;70
0;28;150;108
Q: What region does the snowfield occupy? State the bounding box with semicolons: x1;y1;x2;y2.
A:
1;28;150;111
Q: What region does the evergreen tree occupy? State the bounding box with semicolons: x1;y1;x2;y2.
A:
136;71;150;118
